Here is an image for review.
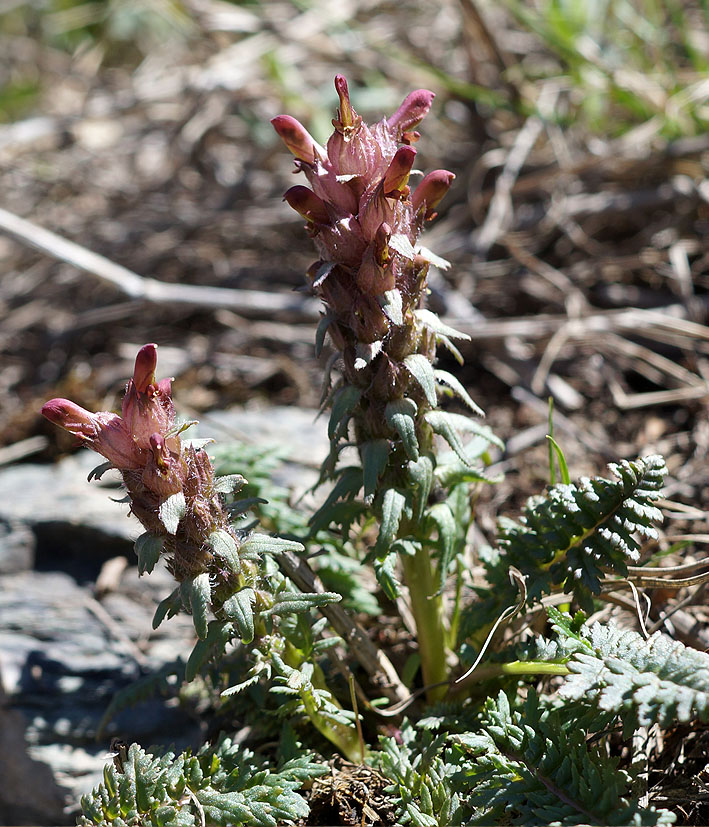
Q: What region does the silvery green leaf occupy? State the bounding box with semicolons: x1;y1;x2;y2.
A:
415;244;451;270
385;397;419;461
434;369;485;416
428;502;457;595
208;529;240;574
223;588;255;643
446;412;504;449
435;459;501;487
376;487;407;555
415;308;471;341
354;340;383;370
213;474;246;494
404;354;438;408
389;233;417;260
426;410;502;466
374;552;400;600
263;591;341;616
361;439;389;504
134;532;163;576
408;455;433;523
185;638;209;683
182;437;215;450
182;573;211;640
438;334;464;364
152;587;181;630
379;289;404;325
239;533;304;557
391;538;420;557
159;492;186;535
328;385;362;440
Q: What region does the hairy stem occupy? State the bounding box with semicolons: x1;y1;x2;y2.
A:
401;544;450;701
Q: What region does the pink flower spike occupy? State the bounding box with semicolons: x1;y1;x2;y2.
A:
283;186;330;225
412;169;455;219
132;343;158;393
382;146;417;198
41;398;101;439
387;90;435;137
271;115;323;165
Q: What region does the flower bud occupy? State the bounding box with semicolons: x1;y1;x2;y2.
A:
42;398;103;439
41;398;141;469
271;115;324;165
412;170;455;220
333;74;360;132
382;146;416;199
387;90;435;137
132;343;158;393
283;185;330;225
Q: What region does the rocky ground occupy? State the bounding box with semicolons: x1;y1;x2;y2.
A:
0;406;329;823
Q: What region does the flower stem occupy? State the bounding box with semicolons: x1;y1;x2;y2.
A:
401;544;450;702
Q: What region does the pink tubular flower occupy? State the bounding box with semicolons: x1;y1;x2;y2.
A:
42;344;239;583
271;115;324;165
41;398;142;469
121;343;176;452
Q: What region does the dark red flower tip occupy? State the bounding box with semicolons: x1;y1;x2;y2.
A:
283;185;330;224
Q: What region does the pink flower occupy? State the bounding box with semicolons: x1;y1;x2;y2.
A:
121;344;175;452
272;76;452;302
41;398;143;469
42;343;175;471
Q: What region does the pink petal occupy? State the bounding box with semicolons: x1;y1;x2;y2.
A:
387;90;435;136
271;115;323;165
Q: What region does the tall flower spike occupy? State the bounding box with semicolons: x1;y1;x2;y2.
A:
272;74;454;411
274;77;462;697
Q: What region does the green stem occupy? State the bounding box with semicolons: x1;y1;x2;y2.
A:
401;544;450;702
451;659;571;695
300;685;364;764
284;643;364;762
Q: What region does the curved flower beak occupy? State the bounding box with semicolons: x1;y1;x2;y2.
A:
41;398;103;439
412;170;455;219
271;115;324;165
283;186;331;225
387;89;435;137
132;343;158;393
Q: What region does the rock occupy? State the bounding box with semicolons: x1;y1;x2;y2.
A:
0;570;199;820
0;517;35;574
0;680;71;825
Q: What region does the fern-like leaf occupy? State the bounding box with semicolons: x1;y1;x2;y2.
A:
498;455;666;610
546;614;709;734
79;737;326;827
451;690;673;826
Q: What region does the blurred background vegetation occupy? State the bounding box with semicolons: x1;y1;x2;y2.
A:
1;0;708;505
